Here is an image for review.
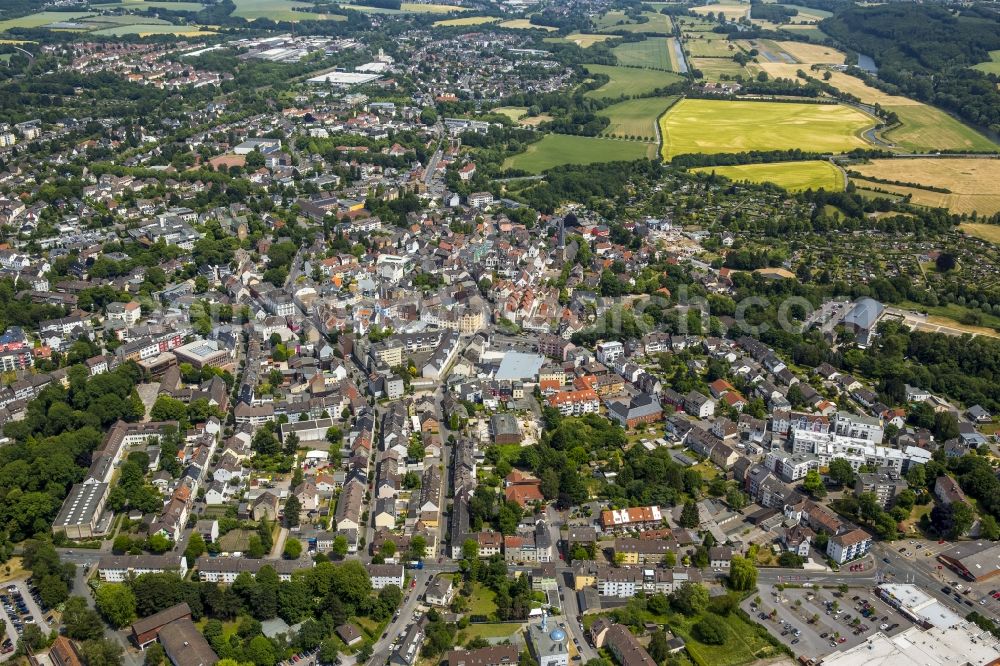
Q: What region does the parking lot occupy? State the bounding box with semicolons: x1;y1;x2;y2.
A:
744;583;915;662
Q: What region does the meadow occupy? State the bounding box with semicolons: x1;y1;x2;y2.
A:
690;3;750;19
690;57;750;81
232;0;343;20
693;160;845;192
545;33;613;48
90;23;215;35
780;3;832;21
504;134;654;173
599;96;678;141
851;158;1000;215
117;0;207;10
0;11;92;31
612;38;674;70
960;223;1000;245
497;18;555;31
583;64;683;99
595;10;673;34
660;99;874;159
973;50;1000;75
491;106;527;122
684;36;740;58
433;15;497;26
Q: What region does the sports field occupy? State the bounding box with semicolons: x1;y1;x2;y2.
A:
973;50;1000;75
433;15;498;26
599;96;678;141
613;38;674;70
851;158;1000;215
504;134;654;173
584;64;683;99
692;160;845;192
0;11;93;31
659;99;874;159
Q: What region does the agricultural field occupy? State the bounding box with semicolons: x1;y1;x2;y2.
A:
433;15;496;26
232;0;343;20
780;3;832;21
773;39;844;64
599;96;678;141
90;22;215;35
595;10;673;34
116;0;207;10
660;99;874;159
883;105;997;153
497;18;555;31
692;160;845;192
960;223;1000;245
583;64;683;99
684;36;740;58
777;24;827;39
690;3;750;19
850;158;1000;215
339;1;463;12
690;56;752;81
546;33;613;48
0;11;93;31
504;134;655;173
972;50;1000;75
612;38;674;70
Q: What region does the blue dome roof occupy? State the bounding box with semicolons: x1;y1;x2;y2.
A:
550;629;566;641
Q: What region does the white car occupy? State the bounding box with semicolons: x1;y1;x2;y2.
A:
880;623;889;630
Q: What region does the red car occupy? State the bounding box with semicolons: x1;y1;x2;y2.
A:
838;637;847;643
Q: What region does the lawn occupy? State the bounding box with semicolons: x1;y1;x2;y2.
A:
599;96;678;141
492;106;527;122
457;623;522;642
660;99;874;159
851;158;1000;215
504;134;655;173
668;612;782;666
613;38;674;70
90;23;216;35
0;11;93;31
961;222;1000;245
693;160;845;192
973;50;1000;75
468;583;498;616
584;64;684;99
217;529;254;552
433;15;497;26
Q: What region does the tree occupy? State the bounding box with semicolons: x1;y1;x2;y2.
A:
981;514;1000;541
692;615;727;645
284;538;303;560
728;555;758;591
934;411;960;441
725;487;748;510
80;638;124;666
95;584;137;628
935;253;956;272
150;395;187;422
143;643;166;666
147;533;172;554
802;469;826;497
184;532;206;567
63;596;104;641
671;582;709;616
679;500;699;528
332;535;349;559
828;458;855;487
950;501;975;539
246;635;277;666
858;492;881;523
409;535;427;561
283;495;301;528
648;631;670;663
319;639;340;665
905;464;926;489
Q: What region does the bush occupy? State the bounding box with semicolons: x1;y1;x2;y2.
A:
692;615;727;645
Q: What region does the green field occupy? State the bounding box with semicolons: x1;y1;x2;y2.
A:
0;11;93;31
599;96;677;141
884;103;996;153
670;612;784;666
692;160;845;192
613;38;674;70
660;99;874;159
685;35;740;58
595;10;673;34
232;0;343;20
468;583;498;616
504;134;654;173
117;0;207;9
84;15;171;25
433;15;498;26
690;56;750;81
973;50;1000;75
584;64;684;99
779;3;832;20
90;22;215;35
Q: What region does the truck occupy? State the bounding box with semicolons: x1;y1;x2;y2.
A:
407;560;424;570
